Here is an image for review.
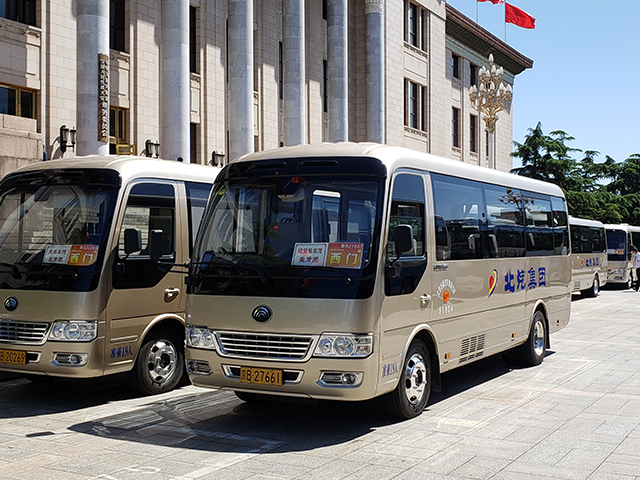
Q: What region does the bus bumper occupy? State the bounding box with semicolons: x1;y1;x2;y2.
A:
0;338;106;378
185;348;381;401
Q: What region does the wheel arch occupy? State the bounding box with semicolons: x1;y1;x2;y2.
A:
402;325;441;393
138;314;186;353
531;301;550;349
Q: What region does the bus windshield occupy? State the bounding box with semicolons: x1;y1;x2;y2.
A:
606;229;627;262
0;170;119;291
193;173;384;299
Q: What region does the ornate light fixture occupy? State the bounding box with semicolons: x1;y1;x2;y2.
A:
210;151;225;167
59;125;76;153
469;54;512;169
145;139;160;158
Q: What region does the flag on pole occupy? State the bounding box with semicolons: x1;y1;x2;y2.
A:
505;3;536;29
478;0;505;4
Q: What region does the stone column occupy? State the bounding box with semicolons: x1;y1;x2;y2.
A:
228;0;254;161
327;0;348;142
365;0;385;144
76;0;110;156
161;0;190;161
282;0;306;146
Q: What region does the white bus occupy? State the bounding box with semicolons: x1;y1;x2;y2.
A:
604;224;640;288
0;157;220;393
182;143;571;419
569;216;607;296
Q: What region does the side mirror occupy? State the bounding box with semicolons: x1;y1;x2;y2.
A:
123;228;142;255
148;229;164;261
394;224;414;257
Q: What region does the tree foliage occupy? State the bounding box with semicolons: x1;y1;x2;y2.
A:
511;123;640;225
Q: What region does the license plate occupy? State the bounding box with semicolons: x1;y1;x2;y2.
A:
240;367;283;386
0;348;26;365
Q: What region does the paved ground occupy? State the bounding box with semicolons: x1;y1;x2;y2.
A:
0;287;639;480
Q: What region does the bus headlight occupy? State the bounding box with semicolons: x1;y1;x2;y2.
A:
186;325;217;350
48;320;97;342
313;333;373;358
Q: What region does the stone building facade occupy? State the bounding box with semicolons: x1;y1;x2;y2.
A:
0;0;532;178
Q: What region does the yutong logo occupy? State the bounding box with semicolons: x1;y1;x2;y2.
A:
252;305;273;323
4;297;19;312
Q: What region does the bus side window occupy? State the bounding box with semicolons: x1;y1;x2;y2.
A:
432;174;484;260
385;173;426;296
185;182;213;256
114;182;176;289
483;185;525;258
524;194;554;257
551;196;569;256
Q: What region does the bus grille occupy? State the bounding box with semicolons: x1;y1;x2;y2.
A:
0;319;49;344
215;331;314;360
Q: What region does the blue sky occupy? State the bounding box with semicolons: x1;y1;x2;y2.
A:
446;0;640;169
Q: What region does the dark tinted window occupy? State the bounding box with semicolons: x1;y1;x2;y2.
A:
524;194;554;256
432;174;484;260
483;185;525;258
551;196;569;255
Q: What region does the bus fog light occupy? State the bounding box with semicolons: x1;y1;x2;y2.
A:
318;371;364;387
187;360;212;375
52;353;88;366
314;333;373;358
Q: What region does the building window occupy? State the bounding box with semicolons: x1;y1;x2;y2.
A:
0;84;35;119
323;60;328;113
470;114;478;153
486;130;489;157
322;0;327;20
451;54;460;79
278;42;283;100
190;6;198;73
110;0;126;52
405;2;427;51
0;0;36;26
404;80;427;133
109;107;127;154
452;107;460;148
470;63;477;87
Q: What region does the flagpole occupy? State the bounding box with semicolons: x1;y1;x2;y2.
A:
504;2;507;41
476;1;479;23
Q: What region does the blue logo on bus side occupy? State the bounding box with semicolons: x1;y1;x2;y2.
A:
382;362;398;377
504;267;546;293
110;345;133;359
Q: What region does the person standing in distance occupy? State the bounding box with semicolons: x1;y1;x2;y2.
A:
632;246;640;291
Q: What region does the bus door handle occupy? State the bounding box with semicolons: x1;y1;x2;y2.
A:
420;294;431;309
164;287;181;302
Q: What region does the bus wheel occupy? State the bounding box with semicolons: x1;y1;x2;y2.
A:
129;328;184;395
584;276;599;297
383;339;431;419
517;311;546;367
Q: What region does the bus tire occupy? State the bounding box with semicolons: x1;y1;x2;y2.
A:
129;328;184;395
584;275;599;298
516;311;546;367
383;339;431;419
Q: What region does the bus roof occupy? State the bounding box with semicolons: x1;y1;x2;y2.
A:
604;223;640;233
569;216;605;228
233;143;565;198
4;156;223;185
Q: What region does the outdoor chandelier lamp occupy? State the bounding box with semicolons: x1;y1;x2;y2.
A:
59;125;76;153
145;139;160;158
210;151;225;167
469;54;512;170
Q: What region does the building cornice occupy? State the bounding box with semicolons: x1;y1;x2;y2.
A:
446;4;533;75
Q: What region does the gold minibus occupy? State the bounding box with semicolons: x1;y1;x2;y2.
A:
0;156;219;394
569;216;607;296
183;143;571;418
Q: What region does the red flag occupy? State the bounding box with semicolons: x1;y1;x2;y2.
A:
478;0;505;4
505;3;536;29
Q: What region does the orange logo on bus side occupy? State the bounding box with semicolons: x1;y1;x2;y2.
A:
443;291;450;303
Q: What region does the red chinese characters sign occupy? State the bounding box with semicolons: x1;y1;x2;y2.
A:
292;243;363;269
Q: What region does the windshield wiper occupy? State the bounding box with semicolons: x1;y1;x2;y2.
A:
300;265;353;286
193;251;268;284
16;262;81;281
0;262;21;280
